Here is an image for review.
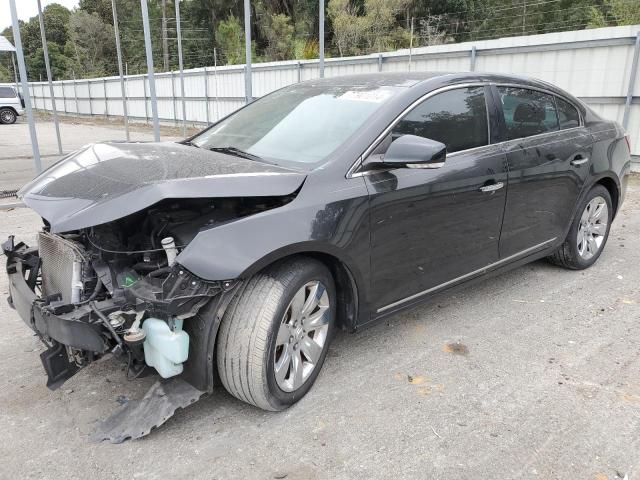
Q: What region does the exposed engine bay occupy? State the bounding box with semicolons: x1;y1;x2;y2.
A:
4;195;293;391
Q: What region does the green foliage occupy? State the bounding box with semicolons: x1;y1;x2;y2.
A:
260;13;296;61
216;16;246;65
1;0;638;81
67;10;116;78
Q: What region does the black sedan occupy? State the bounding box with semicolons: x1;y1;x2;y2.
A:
4;72;631;426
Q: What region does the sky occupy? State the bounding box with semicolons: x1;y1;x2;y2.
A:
1;0;80;34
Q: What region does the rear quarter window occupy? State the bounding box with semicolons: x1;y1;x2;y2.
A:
0;87;16;98
555;97;580;129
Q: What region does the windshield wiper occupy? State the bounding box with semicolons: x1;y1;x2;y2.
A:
209;146;263;161
181;140;200;148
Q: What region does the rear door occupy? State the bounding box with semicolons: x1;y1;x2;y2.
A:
494;85;592;257
364;85;509;313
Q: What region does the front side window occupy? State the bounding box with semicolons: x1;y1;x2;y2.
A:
391;86;489;153
498;87;559;140
556;97;580;129
0;87;16;98
191;84;400;168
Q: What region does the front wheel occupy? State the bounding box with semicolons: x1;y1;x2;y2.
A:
548;184;612;269
216;258;335;411
0;108;17;124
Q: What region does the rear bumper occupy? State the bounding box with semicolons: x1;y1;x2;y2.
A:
3;236;107;353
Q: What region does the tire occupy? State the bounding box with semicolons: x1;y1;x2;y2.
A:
0;108;17;125
216;257;336;411
547;184;612;270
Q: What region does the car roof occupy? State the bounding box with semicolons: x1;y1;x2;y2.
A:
304;72;454;88
304;71;564;93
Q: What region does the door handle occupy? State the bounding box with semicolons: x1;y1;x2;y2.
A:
479;182;504;193
570;155;589;167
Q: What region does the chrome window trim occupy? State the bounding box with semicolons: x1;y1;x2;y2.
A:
347;82;492;178
347;81;587;179
376;237;557;313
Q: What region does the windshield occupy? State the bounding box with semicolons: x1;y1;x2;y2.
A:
191;84;400;168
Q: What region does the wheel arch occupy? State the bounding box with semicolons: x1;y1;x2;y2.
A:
593;175;619;217
239;244;366;332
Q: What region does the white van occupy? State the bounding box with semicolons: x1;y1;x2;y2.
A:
0;85;25;124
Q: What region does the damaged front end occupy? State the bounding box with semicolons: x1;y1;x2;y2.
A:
3;195;299;390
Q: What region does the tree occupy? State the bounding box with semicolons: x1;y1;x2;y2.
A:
216;16;246;65
260;13;296;61
66;10;116;77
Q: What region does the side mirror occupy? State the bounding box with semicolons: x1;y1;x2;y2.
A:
379;134;447;169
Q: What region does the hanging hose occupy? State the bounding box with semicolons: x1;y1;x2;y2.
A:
89;301;123;348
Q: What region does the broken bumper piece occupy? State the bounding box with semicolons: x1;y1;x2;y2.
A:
91;377;204;443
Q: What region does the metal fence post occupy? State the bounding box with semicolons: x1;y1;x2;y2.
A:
297;61;302;82
88;80;93;116
141;0;161;141
62;81;67;114
175;0;187;135
378;53;383;72
11;53;19;89
10;0;41;172
623;32;640;130
244;0;252;103
37;0;62;154
470;46;477;72
171;72;177;126
143;75;149;124
103;78;109;119
72;70;79;117
213;50;219;121
112;0;130;140
319;0;325;78
204;67;210;125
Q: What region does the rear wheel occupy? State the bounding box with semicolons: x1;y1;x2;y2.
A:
0;108;17;124
216;258;335;411
548;184;612;269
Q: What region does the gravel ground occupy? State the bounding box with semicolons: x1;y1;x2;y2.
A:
0;176;639;480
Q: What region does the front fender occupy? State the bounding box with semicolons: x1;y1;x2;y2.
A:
177;177;371;310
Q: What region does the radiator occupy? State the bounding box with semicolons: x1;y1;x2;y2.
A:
37;231;86;304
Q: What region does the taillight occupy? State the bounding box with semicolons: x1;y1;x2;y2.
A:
624;135;631;153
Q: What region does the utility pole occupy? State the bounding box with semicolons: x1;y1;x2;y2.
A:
37;0;62;155
162;0;169;71
141;0;160;141
244;0;252;103
10;0;41;172
408;17;414;71
111;0;130;140
522;0;527;35
319;0;325;78
175;0;186;136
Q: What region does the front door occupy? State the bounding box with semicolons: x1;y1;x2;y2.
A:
364;85;508;314
494;86;592;257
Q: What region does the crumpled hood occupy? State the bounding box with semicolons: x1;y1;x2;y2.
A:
19;142;306;233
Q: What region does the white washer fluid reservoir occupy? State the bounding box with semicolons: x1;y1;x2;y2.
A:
142;318;189;378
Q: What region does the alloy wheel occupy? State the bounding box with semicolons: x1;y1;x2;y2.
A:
274;280;331;392
1;110;15;123
577;195;608;260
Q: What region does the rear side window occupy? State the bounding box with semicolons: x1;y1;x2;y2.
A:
392;86;488;153
0;86;16;98
555;97;580;129
498;87;559;140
